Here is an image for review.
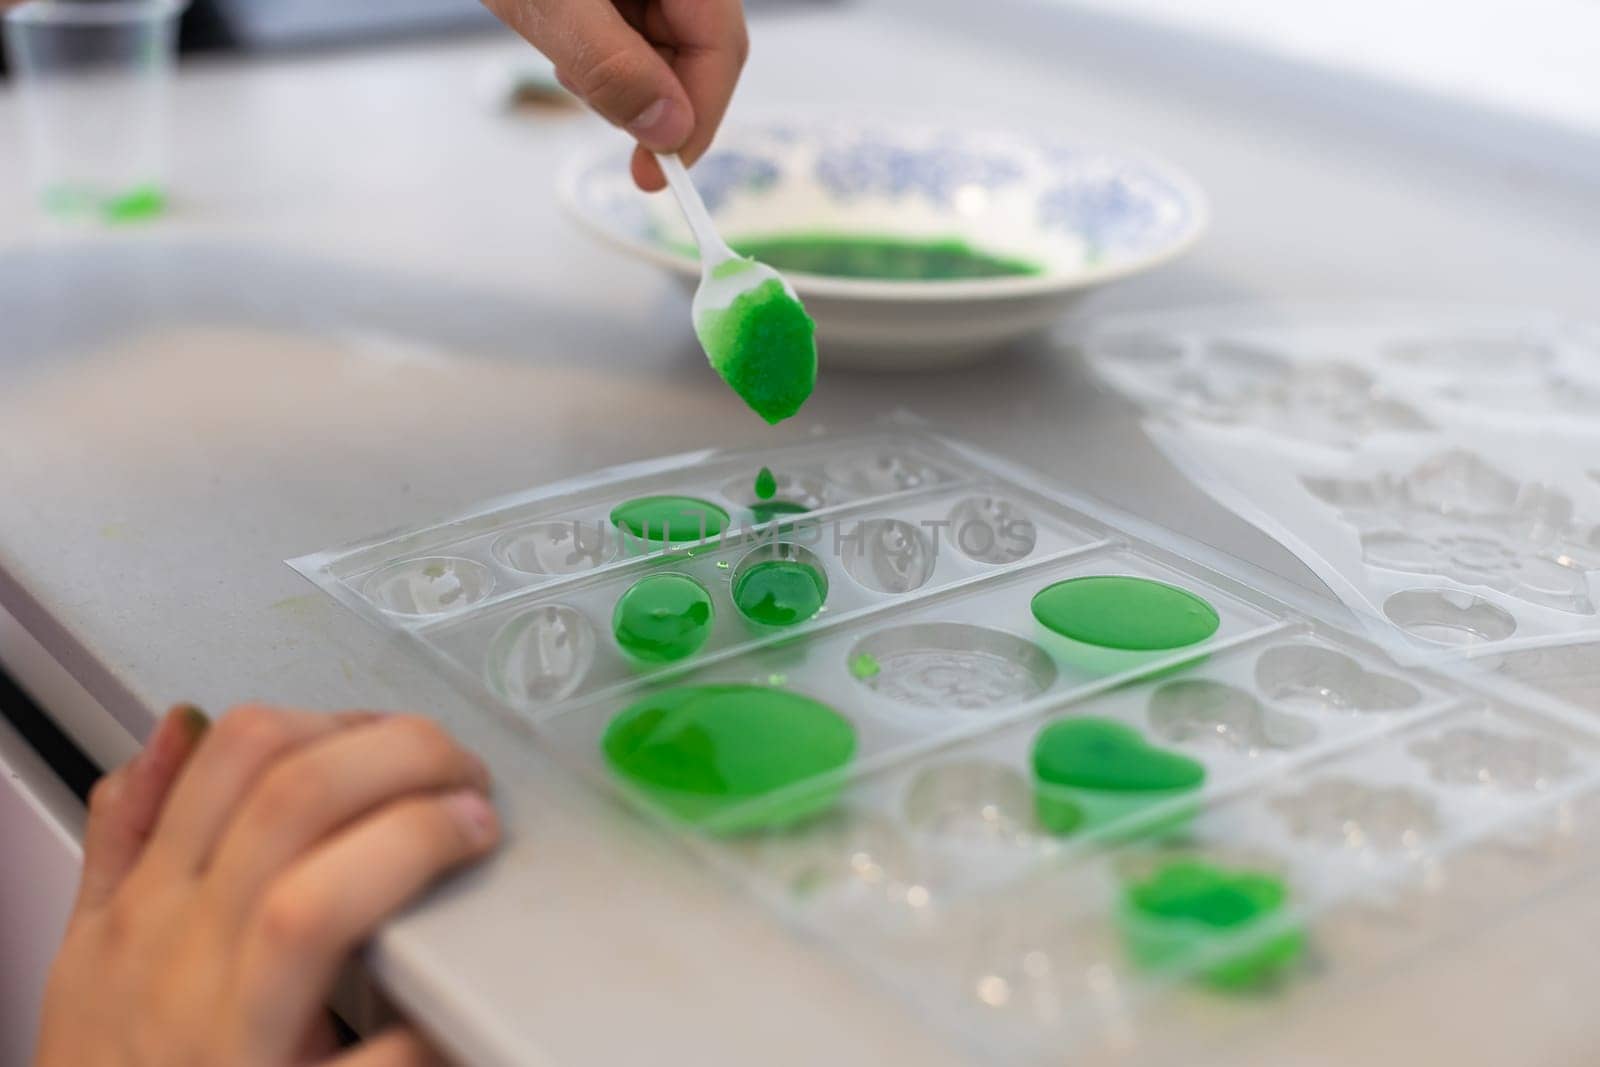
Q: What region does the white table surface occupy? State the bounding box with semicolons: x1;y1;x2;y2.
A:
3;2;1600;1063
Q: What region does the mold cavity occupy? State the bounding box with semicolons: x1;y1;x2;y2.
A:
750;811;922;903
1384;589;1518;647
720;471;828;524
731;542;829;627
947;495;1037;564
1269;778;1440;852
849;623;1057;711
1254;645;1422;713
824;451;949;496
362;556;493;616
904;761;1034;843
1498;642;1600;709
486;604;596;707
1408;727;1576;792
493;520;615;575
1148;679;1316;753
840;518;936;594
1387;332;1555;373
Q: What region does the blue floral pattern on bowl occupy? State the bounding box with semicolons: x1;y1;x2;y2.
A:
813;135;1026;206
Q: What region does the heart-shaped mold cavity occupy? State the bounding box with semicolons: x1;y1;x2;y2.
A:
849;623;1057;711
1384;589;1518;647
1149;679;1317;753
1407;727;1576;792
1270;777;1439;851
904;761;1034;844
839;518;936;594
946;495;1038;564
1031;717;1206;836
485;604;596;707
824;450;949;496
1254;645;1423;713
362;556;493;616
1119;860;1304;989
493;520;616;575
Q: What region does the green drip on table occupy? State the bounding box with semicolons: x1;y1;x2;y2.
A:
728;233;1042;281
612;573;714;662
1120;861;1305;989
610;495;730;546
754;466;777;500
733;559;826;627
41;183;166;224
1031;575;1221;651
698;275;817;425
601;683;857;832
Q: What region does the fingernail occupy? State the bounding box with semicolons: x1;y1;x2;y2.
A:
626;97;691;151
173;703;210;739
444;790;498;847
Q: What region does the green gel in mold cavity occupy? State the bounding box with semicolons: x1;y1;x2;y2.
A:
610;495;730;546
733;559;826;627
612;573;715;662
728;234;1042;281
754;466;778;500
848;652;880;680
1120;861;1305;989
1031;575;1221;651
698;276;817;425
1031;717;1205;835
601;684;856;832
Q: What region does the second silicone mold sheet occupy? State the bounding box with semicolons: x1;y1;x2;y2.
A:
1077;306;1600;668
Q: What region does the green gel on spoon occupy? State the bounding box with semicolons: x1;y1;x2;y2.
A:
654;153;818;425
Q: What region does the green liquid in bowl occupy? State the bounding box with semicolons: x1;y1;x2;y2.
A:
727;234;1041;281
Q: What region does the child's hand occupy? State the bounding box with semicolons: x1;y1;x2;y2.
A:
481;0;749;192
34;704;499;1067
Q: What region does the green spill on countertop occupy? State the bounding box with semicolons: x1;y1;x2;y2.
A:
1031;575;1221;651
698;276;817;425
1120;861;1305;989
601;683;856;832
611;573;714;662
733;559;826;627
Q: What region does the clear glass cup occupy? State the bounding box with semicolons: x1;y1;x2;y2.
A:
3;0;187;224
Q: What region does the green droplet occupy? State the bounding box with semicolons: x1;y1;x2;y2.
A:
1031;576;1221;651
612;574;715;662
1120;861;1304;989
601;684;857;832
767;673;788;686
611;496;730;546
728;233;1041;281
754;466;777;500
697;278;817;425
732;559;827;627
848;652;880;680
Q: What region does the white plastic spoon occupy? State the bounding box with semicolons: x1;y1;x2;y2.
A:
655;152;817;424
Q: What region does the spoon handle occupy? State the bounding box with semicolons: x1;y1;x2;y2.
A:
655;152;737;268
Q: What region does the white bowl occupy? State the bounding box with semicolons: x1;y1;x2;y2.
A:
559;119;1209;368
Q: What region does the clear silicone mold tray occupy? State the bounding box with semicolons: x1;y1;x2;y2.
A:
786;698;1600;1062
290;431;983;630
532;543;1284;835
712;626;1462;924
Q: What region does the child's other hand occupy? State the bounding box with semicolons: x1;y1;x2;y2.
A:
33;704;499;1067
481;0;748;192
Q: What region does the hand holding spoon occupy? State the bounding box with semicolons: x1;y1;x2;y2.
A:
655;152;817;424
